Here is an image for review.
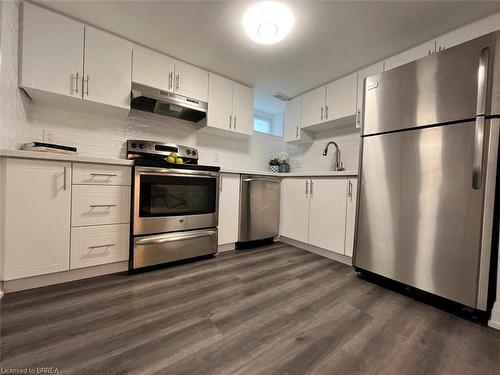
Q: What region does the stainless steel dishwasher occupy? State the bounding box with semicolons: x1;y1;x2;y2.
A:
238;175;281;243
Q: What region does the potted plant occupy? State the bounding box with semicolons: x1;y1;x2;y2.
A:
268;158;280;173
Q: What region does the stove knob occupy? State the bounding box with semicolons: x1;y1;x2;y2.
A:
131;143;137;148
186;150;191;155
191;150;196;156
139;143;145;149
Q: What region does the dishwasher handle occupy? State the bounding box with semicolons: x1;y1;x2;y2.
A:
242;178;280;184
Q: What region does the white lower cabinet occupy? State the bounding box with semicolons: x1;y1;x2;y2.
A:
2;159;72;280
308;179;347;254
280;177;357;257
218;174;241;245
280;179;310;243
70;224;129;269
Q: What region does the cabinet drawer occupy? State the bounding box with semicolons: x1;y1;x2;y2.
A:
71;224;129;269
72;163;131;185
72;185;130;226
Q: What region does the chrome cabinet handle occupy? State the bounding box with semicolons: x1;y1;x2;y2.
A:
168;72;173;90
89;204;117;208
72;73;79;94
296;126;299;138
305;180;309;196
325;105;329;120
234;116;237;130
84;75;89;96
310;180;314;196
175;74;180;91
90;173;118;177
88;244;115;250
321;106;324;121
348;180;352;199
229;115;232;129
473;47;490;190
356;110;361;127
63;167;67;191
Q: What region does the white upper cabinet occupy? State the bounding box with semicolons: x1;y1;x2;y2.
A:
308;179;347;255
284;96;300;142
174;61;209;102
207;73;234;131
356;62;385;129
206;73;253;137
3;159;71;280
280;179;310;244
83;27;132;109
232;82;254;135
325;72;357;121
21;2;84;99
301;86;326;128
384;40;436;71
132;45;176;92
218;174;241;245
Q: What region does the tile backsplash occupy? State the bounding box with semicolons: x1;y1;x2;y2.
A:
0;0;360;172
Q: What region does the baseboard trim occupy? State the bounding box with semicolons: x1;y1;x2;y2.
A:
218;243;235;253
3;261;128;293
279;236;353;266
488;301;500;330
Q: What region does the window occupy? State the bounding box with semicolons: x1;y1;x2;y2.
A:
253;111;283;137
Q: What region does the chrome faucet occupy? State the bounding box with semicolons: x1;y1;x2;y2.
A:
323;141;344;171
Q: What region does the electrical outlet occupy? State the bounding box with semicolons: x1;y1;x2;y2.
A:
44;130;55;144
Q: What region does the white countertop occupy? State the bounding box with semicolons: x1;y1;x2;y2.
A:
220;168;357;177
0;149;134;166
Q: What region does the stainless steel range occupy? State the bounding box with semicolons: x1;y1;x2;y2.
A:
128;140;220;270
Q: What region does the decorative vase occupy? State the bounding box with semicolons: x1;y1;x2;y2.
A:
269;165;279;173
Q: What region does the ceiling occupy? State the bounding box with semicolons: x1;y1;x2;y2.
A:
38;0;500;114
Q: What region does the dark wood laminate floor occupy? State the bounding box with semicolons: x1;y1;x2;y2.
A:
1;243;499;375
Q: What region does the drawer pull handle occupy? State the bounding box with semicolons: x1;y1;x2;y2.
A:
88;244;115;250
89;204;117;208
90;173;118;177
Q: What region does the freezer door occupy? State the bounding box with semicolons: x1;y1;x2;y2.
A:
354;120;498;309
363;31;499;136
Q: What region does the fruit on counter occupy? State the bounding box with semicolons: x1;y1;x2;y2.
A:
175;157;184;164
169;152;177;158
166;156;176;163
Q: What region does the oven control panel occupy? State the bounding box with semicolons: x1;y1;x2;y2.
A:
127;140;199;160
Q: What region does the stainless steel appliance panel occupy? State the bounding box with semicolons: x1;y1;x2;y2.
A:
239;175;280;242
134;167;219;236
133;228;217;268
354;120;497;308
363;32;498;136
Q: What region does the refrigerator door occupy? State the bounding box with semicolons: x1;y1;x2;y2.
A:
363;32;498;136
354;120;498;309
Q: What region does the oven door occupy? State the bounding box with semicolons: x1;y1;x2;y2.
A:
133;167;219;235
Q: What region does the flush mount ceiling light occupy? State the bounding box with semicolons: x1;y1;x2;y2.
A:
243;1;294;45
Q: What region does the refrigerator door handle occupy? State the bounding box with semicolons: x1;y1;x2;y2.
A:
472;47;490;190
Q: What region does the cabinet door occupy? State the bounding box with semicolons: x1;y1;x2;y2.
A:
207;73;234;131
279;179;310;243
218;174;241;245
174;61;209;102
436;13;500;51
21;2;84;99
308;179;347;255
344;178;358;257
325;72;357;121
356;62;384;129
232;82;254;136
3;159;71;280
384;40;436;71
132;45;176;92
83;27;132;109
301;86;326;128
284;96;301;142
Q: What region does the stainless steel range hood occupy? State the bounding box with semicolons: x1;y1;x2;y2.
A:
130;82;207;122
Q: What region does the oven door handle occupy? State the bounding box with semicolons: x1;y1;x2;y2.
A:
136;168;219;178
135;229;217;246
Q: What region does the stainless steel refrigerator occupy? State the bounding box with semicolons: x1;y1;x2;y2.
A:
353;31;500;311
